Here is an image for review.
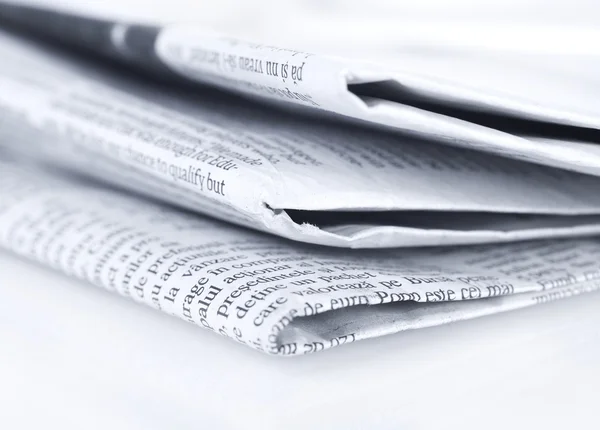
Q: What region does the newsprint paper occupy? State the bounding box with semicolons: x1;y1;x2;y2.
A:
3;158;600;356
0;3;600;355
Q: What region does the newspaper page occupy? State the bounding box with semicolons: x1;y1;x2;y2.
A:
153;27;600;175
0;2;599;175
2;156;600;356
3;30;600;248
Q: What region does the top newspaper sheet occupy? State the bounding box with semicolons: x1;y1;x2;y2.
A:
154;26;600;175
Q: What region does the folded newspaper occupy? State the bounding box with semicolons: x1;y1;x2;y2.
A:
1;2;600;355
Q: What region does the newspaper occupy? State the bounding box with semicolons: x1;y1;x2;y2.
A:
3;158;600;356
3;30;600;249
1;2;600;175
0;3;600;355
153;26;600;174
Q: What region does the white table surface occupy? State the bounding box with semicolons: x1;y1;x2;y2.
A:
1;251;599;430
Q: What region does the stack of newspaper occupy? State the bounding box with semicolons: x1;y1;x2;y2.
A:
1;2;600;356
